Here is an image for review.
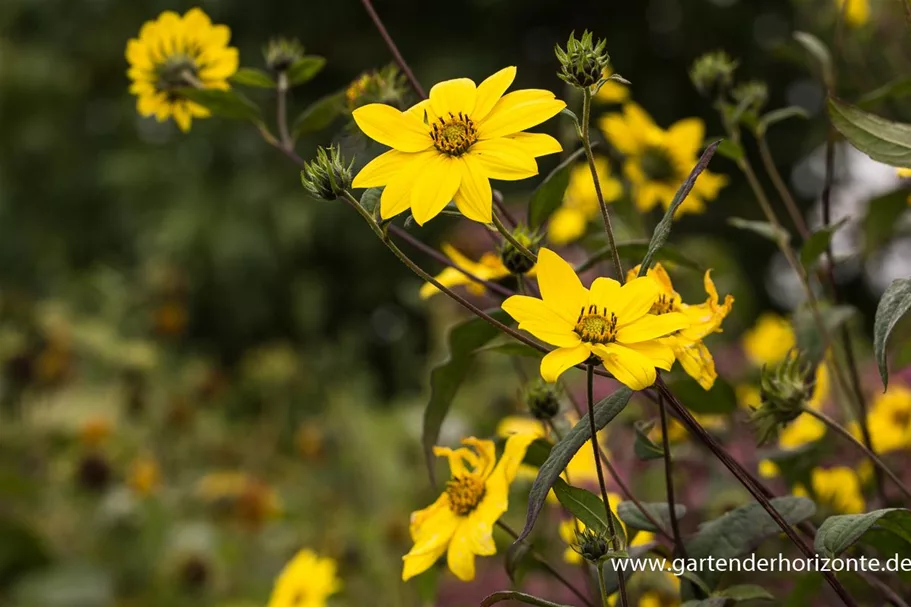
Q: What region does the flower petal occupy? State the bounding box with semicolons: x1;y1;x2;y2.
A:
447;520;478;581
624;340;677;371
410;154;461;225
402;501;459;581
676;342;717;389
540;344;591;383
612;277;660;324
479;90;566;139
352;103;433;152
535;248;589;326
504;132;563;157
380;167;419;220
495;432;539;484
616;312;689;343
592;343;657;390
473;66;516;121
454;156;493;223
467;138;538;181
588;277;622;308
352;149;410;188
666;117;704;160
429;78;477;118
501;295;580;347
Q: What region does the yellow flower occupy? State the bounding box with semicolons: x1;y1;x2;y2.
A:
594;68;630;105
267;549;341;607
627;263;734;390
419;243;529;299
741;313;795;367
79;417;113;447
795;467;865;514
548;158;623;245
559;512;654;564
898;168;911;178
352;67;565;225
758;459;779;479
128;457;161;496
736;384;761;410
196;471;282;527
599;104;727;216
838;0;870;27
855;384;911;453
403;433;536;581
126;8;238;132
503;249;689;390
651;413;725;444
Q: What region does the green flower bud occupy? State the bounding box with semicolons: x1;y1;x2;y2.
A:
300;145;353;201
732;80;769;114
751;351;814;444
346;64;410;112
689;51;738;98
524;379;561;420
263;37;304;73
575;528;611;563
499;225;540;275
556;30;610;90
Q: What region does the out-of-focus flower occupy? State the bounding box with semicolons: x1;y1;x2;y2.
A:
628;263;734;390
650;413;726;444
267;549;341;607
76;453;113;493
352;67;564;225
897;168;911;205
419;244;513;299
197;471;282;527
402;434;536;581
837;0;870;27
795;467;865;514
599;104;727;216
548;158;623;245
153;300;188;337
853;384;911;453
345;65;409;111
741;313;795;367
79;417;113;447
595;68;629;104
264;37;304;73
502;249;688;390
689;51;738;99
296;422;325;459
128;456;161;497
126;8;238;132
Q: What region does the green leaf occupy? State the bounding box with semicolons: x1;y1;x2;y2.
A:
639;142;721;276
874;278;911;389
793;32;834;88
528;146;587;228
559;107;580;129
617;501;686;533
793;304;856;366
717;584;773;601
799;218;848;270
522;439;553;469
828;97;911;168
553;479;625;541
291;92;345;138
177;88;262;122
757;106;809;135
422;311;512;484
478;342;543;359
713;139;745;162
0;516;50;587
668;375;737;414
286;56;326;86
481;591;574;607
815;509;911;558
682;600;727;607
576;240;702;274
359;187;382;216
505;540;531;584
686;496;816;588
858;78;911;109
633;420;664;460
862;189;910;254
230;67;276;88
511;388;633;549
727;217;790;246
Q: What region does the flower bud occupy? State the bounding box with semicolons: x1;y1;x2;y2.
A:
575;528;611;563
499;225;540;275
524;379;561;420
263;37;304;73
346;65;410;112
689;51;738;98
751;351;813;444
556;31;610;90
732;80;769;115
300;145;353;200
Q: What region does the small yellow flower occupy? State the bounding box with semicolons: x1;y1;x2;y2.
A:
758;459;779;479
267;549;341;607
419;244;527;299
627;263;734;390
594;68;630;105
854;384;911;453
548;157;623;245
838;0;870;27
126;8;239;132
128;456;161;497
352;67;565;225
599;104;727;216
741;313;795;367
795;467;865;514
79;417;113;447
502;249;689;390
403;433;536;581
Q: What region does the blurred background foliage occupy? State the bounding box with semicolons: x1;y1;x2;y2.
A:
1;0;911;605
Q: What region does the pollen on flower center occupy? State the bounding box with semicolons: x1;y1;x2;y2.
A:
640;146;677;183
650;294;679;315
431;112;479;156
445;475;486;515
573;306;618;344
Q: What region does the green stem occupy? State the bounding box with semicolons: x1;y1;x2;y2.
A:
657;394;687;558
276;71;292;151
581;87;624;282
491;211;537;262
756;134;809;240
596;562;611;607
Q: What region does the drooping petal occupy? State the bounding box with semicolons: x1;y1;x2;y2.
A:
419;266;473;299
463;515;497;555
676;342;717;389
501;295;580;347
504;132;563;157
402;504;460;581
467;138;538;181
472;66;516;121
623;340;677;371
540;344;591;383
535;248;589;325
352;104;433;152
410;154;461;225
592;343;657;390
352;149;410;188
429;77;477;118
611;277;660;325
408;493;451;541
478;90;566;139
454;155;493;223
462;437;497;479
493;432;539;484
615;312;689;343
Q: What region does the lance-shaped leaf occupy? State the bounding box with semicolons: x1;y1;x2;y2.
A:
230;68;276;88
553;478;624;541
617;501;687;533
756;106;809;135
633;420;664;460
799;218;848;270
481;591;574;607
815;508;911;558
828;98;911;168
178;88;262;122
286;56;326;86
727;217;790;247
874;278;911;389
292;92;345;138
576;241;703;274
794;32;833;89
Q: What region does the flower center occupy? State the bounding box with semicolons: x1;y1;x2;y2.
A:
650;294;679;315
891;408;911;428
640;146;676;183
574;306;618;344
431;113;478;156
155;54;200;96
446;475;486;515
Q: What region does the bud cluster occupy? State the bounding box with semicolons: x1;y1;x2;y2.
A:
689;50;739;99
498;225;540;275
751;351;814;444
263;37;305;73
555;31;610;89
300;145;353;201
346;65;410;112
523;379;561;420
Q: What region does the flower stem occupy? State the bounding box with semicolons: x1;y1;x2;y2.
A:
587;365;628;607
756;134;809;240
492;212;537;263
802;406;911;502
581;87;624;283
657;393;687;558
358;0;426;99
276;71;293;151
596;562;611;607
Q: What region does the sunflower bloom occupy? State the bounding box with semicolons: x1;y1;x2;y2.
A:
419;244;535;299
599;104;727;216
502;249;689;390
126;8;239;132
795;467;865;514
267;549;341;607
548;157;623;245
352;67;565;225
741;313;795;367
403;433;536;581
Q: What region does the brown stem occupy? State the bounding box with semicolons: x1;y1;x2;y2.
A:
756;135;809;239
657;393;687;558
358;0;426;99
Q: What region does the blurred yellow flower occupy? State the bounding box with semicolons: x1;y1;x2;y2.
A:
419;244;524;299
352;67;565;225
594;68;630;105
854;384;911;453
128;456;161;497
79;417;112;447
403;434;536;581
795;467;865;514
736;383;761;410
126;8;238;132
548;158;623;245
628;262;734;389
897;168;911;206
778;364;829;449
758;459;779;479
502;249;688;390
599;104;727;216
267;549;341;607
197;471;282;527
741;313;795;367
837;0;870;27
295;422;325;459
651;413;725;444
